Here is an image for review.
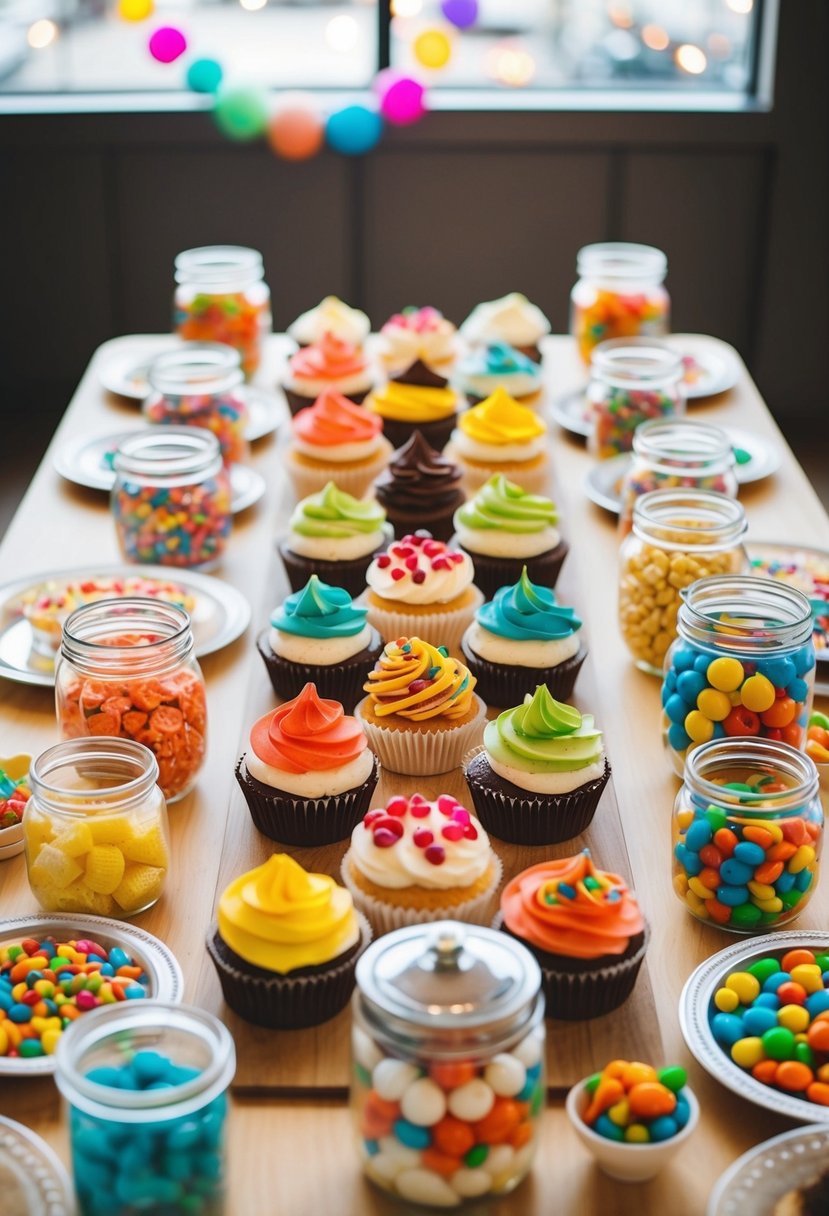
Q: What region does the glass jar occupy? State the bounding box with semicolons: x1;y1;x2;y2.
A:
618;418;738;538
112;429;232;571
662;576;816;778
23;737;170;917
672;738;822;932
55;597;207;802
587;338;686;460
352;921;545;1207
619;489;748;676
55;1002;235;1216
144;343;249;466
571;242;670;365
174;245;271;379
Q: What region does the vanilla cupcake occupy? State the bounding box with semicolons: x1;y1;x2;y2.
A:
282;332;374;415
365;361;461;452
446;387;549;494
460;292;551;362
287;296;370;349
379;306;458;376
453;342;543;404
278;481;392;598
286;390;393;500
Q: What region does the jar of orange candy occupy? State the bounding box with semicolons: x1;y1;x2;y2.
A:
571;242;670;365
174;245;271;379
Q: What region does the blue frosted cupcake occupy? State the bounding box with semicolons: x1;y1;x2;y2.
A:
453;342;543;404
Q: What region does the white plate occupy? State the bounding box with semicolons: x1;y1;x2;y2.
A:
0;913;184;1076
746;540;829;694
679;930;829;1124
548;387;592;438
708;1124;829;1216
0;563;251;687
0;1114;75;1214
665;333;742;400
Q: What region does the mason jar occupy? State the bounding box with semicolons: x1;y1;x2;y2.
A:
352;921;545;1207
587;339;685;460
618;418;738;538
619;489;748;676
662;576;816;778
144;343;249;466
55;1002;235;1216
571;242;670;365
112;429;232;571
672;738;822;932
55;597;207;802
23;737;170;918
174;245;271;379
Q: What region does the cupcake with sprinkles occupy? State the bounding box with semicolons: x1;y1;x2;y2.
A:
286;389;393;501
379;306;459;377
282;332;374;415
373;430;465;543
279;481;392;598
445;387;549;494
453;341;544;404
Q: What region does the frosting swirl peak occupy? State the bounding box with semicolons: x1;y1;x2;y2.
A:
290;482;387;539
457;388;546;445
271;575;368;640
292;390;381;447
374;431;464;513
250;683;368;773
455;474;558;534
485;685;602;773
368;381;458;424
477;567;581;642
363;636;477;721
288;332;369;383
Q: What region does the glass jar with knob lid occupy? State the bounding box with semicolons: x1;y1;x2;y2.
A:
588;338;686;461
571;242;670;365
173;245;271;379
144;343;249;466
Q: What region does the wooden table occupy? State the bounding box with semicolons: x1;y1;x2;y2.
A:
1;334;827;1215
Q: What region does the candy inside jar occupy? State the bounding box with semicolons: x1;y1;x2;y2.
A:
571;242;670;366
174;245;271;380
587;339;685;461
144;343;249;467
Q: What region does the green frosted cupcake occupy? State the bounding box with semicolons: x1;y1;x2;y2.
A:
278;482;392;598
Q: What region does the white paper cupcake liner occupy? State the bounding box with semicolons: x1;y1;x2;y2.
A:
286;438;394;503
354;695;487;775
359;586;484;655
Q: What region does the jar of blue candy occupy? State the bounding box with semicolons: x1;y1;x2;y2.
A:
55;1002;235;1216
662;576;816;779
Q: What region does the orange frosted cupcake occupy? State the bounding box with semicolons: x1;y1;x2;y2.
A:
286;390;393;500
282;331;374;415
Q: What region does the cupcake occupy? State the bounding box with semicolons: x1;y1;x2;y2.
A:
453;342;543;404
236;682;380;845
354;636;486;776
373;430;466;543
341;791;502;936
286;390;393;501
278;481;392;598
460;292;551;362
282;332;374;415
361;532;483;654
365;361;461;452
452;473;568;599
379;306;458;376
207;852;372;1028
464;684;610;845
497;850;649;1020
256;575;384;711
445;387;549;494
287;296;370;349
461;567;587;706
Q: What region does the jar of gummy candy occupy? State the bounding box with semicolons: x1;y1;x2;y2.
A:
55;597;207;802
618;418;737;539
571;242;670;365
662;576;816;778
619;489;748;676
55;1002;235;1216
352;921;545;1207
144;343;249;466
23;737;170;917
174;245;271;379
672;737;822;931
112;429;232;571
587;339;685;461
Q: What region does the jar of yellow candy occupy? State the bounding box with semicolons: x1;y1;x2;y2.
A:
618;489;747;676
570;242;670;365
23;738;170;918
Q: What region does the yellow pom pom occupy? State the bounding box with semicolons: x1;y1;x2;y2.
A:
112;864;165;913
85;845;126;895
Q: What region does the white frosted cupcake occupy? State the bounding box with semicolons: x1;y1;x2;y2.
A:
288;296;370;348
460;292;551;362
379;306;458;376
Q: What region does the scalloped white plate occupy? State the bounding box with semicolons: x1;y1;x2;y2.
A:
708;1124;829;1216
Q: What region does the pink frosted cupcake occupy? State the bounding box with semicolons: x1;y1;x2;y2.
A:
282;332;374;415
286;390;393;500
379;306;459;377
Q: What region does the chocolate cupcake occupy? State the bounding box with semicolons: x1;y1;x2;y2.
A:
282;332;374;415
374;431;466;542
460;292;551;363
278;481;392;598
365;360;461;452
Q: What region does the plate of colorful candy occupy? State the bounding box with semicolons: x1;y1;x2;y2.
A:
0;755;31;861
747;542;829;694
680;932;829;1122
708;1123;829;1216
0;915;183;1076
664;334;742;400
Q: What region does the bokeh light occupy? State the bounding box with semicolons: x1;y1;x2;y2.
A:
27;19;57;48
675;43;708;74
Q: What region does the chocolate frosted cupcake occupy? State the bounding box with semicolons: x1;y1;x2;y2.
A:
279;481;392;598
445;388;549;495
497;850;649;1020
207;853;372;1028
257;575;384;711
452;474;568;600
374;431;465;542
287;296;370;349
282;332;374;415
461;567;587;706
379;306;458;378
365;360;461;452
460;292;551;363
236;683;379;845
453;342;543;404
464;684;610;845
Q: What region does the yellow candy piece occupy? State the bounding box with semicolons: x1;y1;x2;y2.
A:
778;1005;810;1033
677;809;694;832
688;876;713;901
112;864;166;913
739;674;776;713
790;964;823;994
685;710;715;744
625;1125;650;1143
731;1037;765;1069
122;822;169;868
41;1028;62;1055
697;688;732;721
0;1025;8;1056
726;972;761;1004
789;846;816;874
52;821;94;858
752;896;784;914
85;845;126;895
608;1098;630;1127
673;873;689;897
89;815;133;847
714;987;740;1013
707;657;745;692
685;889;707;916
748;881;776;901
29;844;83;891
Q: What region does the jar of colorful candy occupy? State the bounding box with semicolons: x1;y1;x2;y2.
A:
23;737;171;917
672;738;822;931
144;343;249;466
618;419;737;538
55;1002;235;1216
174;245;271;379
112;429;232;571
587;339;685;461
662;576;816;778
571;242;670;365
352;921;545;1207
619;489;748;676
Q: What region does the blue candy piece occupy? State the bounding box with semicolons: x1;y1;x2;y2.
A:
720;859;754;886
717;884;750;907
664;667;678;691
108;947;131;970
666;694;692;726
131;1050;174;1087
787;678;809;703
394;1119;431;1150
759;657;796;687
677;671;707;704
685;820;713;852
0;988;12;1012
672;648;698;672
775;871;797;894
762;971;790;993
195;1151;222;1180
806;991;829;1017
668;722;692;752
694;653;713;674
673;1094;691;1129
364;1139;380;1157
713;722;725;738
674;843;703;877
793;646;815;676
99;963;114;977
711;1013;744;1046
649;1116;679;1142
8;1003;32;1023
38;940;56;959
661;682;673;708
594;1113;625;1142
742;1007;778;1036
754;993;781;1011
795;869;813;892
125;984;146;999
732;842;766;868
86;1067;128;1089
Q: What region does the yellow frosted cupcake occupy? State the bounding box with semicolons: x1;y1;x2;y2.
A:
446;386;549;494
366;360;461;452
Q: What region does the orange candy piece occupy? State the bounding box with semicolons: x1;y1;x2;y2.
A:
780;818;809;846
627;1082;677;1120
698;867;721;891
621;1062;658;1088
806;1083;829;1107
776;1061;814;1092
754;861;784;885
510;1121;534;1149
432;1116;475;1157
713;828;738;857
705;898;732;925
429;1060;478;1090
472;1099;523;1145
807;1021;829;1053
420;1149;462;1178
742;827;774;850
766;841;798;863
582;1077;625;1124
782;949;817;972
360;1092;399;1139
752;1060;779;1085
603;1060;630;1080
761;697;796;728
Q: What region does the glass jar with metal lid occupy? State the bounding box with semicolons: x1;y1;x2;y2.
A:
352;920;545;1207
143;343;249;466
588;338;686;461
571;242;670;365
173;245;271;379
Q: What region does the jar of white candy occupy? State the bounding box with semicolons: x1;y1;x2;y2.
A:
351;920;545;1206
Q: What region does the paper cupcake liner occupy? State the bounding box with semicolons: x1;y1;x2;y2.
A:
354;695;487;775
380;414;457;454
284;387;369;417
463;748;611;846
256;628;385;713
341;851;503;939
286;439;394;504
235;754;380;845
206;914;372;1029
382;503;461;543
278;540;386;599
460;639;588;706
454;454;550;497
361;586;484;657
456;540;570;601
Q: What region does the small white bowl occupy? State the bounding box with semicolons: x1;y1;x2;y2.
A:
565;1077;699;1182
0;821;24;860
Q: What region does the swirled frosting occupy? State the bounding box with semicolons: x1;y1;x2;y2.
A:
288;297;370;347
454;342;543;400
456;388;546;447
484;684;604;794
374;431;465;515
367;380;459;424
380;306;457;369
218;853;361;973
349;792;491;890
284;332;372;398
466;567;582;667
287;482;390;560
500;850;645;960
460;293;551;348
269;575;373;665
363;636;477;721
453;474;560;558
366;533;475;605
291;390;383;462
